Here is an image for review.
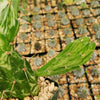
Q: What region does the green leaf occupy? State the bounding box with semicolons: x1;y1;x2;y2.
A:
0;0;8;13
0;34;10;52
11;0;20;18
0;50;39;99
34;37;96;76
0;0;20;42
6;20;19;42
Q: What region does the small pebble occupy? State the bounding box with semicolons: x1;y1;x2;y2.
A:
41;82;46;86
47;92;53;98
45;80;50;84
24;96;31;100
39;77;45;82
33;96;38;100
38;96;44;100
41;94;49;100
64;94;68;99
54;86;58;91
49;83;54;92
90;76;93;80
46;86;49;91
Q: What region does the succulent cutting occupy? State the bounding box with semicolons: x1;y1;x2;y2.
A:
91;68;99;77
33;7;40;13
83;9;90;16
48;39;57;47
78;26;87;34
20;33;28;40
72;8;80;16
63;28;71;35
46;13;53;19
92;24;100;32
76;18;84;26
17;43;26;53
96;31;100;42
45;5;51;11
47;20;55;27
73;67;84;78
90;52;97;61
48;30;56;36
22;24;28;29
65;37;74;44
61;17;70;25
91;0;99;7
35;31;41;38
77;87;89;98
88;18;95;24
95;9;100;15
58;11;65;18
48;49;56;57
33;57;42;66
33;14;40;21
34;42;41;50
33;21;42;29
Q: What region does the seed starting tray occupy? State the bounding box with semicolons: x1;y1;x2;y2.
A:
14;0;100;100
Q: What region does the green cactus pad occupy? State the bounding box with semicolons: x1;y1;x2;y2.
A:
34;37;96;76
0;50;39;99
